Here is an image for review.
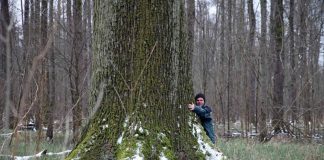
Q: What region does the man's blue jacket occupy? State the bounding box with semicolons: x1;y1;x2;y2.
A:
193;105;216;144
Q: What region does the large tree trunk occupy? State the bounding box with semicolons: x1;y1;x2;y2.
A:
66;1;217;159
187;0;195;94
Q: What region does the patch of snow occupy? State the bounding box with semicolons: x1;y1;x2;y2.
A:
46;150;72;156
134;124;138;131
188;116;192;126
123;116;129;128
158;133;166;138
139;127;144;133
312;134;323;139
159;152;168;160
117;132;124;144
4;149;71;160
102;124;109;129
232;132;242;137
0;131;20;137
193;124;224;160
131;142;144;160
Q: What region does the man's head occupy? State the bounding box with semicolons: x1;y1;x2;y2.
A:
194;93;205;106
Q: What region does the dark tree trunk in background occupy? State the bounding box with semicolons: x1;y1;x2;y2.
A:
248;0;256;133
21;0;30;125
39;0;49;131
0;0;10;76
226;0;233;134
288;0;297;134
259;0;268;142
35;0;48;152
271;0;285;134
46;0;55;140
308;4;323;134
71;0;83;142
34;0;42;131
219;0;226;135
23;0;30;71
234;0;247;137
0;0;11;129
297;0;311;136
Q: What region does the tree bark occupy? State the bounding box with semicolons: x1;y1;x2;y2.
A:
226;0;232;134
66;1;209;159
46;0;54;141
288;0;297;134
34;0;42;131
219;0;226;135
0;0;11;129
71;0;83;143
297;0;311;136
271;0;285;134
259;0;268;142
248;0;256;134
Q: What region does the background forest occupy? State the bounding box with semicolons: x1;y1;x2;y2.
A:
0;0;323;159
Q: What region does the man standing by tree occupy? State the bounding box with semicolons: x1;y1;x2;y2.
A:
188;93;216;144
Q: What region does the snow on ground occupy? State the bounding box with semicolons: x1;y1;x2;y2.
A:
159;151;168;160
45;150;72;156
117;116;130;144
131;142;144;160
0;131;22;137
193;124;225;160
117;132;124;144
0;149;72;160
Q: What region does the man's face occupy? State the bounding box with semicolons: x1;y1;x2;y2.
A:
196;97;204;106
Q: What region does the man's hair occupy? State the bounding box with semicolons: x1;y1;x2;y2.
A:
194;93;205;101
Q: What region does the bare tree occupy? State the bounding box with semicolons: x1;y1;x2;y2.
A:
70;0;83;142
46;0;55;141
288;0;297;134
247;0;256;133
297;0;311;136
259;0;268;142
226;0;233;134
0;0;11;130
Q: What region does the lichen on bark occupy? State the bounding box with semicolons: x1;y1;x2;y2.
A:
65;0;208;159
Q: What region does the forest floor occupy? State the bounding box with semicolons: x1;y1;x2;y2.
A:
0;129;323;160
217;137;324;160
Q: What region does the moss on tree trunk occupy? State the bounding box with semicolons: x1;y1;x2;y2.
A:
66;1;208;159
